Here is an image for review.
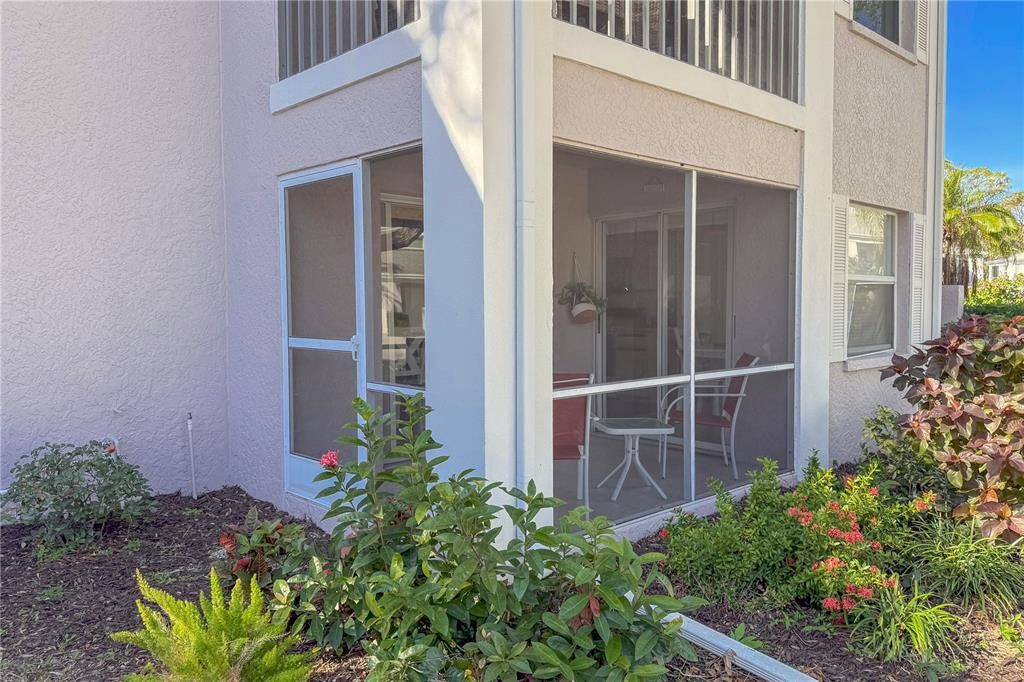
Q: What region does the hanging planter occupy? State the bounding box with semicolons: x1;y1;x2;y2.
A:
557;253;606;325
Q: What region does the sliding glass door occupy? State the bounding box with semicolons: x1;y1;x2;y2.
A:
597;209;733;417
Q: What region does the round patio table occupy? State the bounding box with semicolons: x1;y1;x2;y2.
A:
594;417;673;502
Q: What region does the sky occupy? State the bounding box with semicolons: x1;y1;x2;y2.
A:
944;0;1024;189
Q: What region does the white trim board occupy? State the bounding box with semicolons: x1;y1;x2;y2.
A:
270;20;426;113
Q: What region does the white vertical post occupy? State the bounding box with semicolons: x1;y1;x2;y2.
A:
794;0;835;469
684;171;697;502
420;1;522;537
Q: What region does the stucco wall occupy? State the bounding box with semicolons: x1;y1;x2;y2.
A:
832;16;929;214
1;2;227;492
219;1;421;517
829;15;931;464
552;58;802;188
829;365;910;464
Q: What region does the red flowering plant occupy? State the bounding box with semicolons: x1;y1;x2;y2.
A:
883;315;1024;540
783;459;929;610
214;506;312;592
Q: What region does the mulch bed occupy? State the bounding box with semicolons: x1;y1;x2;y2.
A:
0;487;749;681
635;534;1024;682
1;487;316;681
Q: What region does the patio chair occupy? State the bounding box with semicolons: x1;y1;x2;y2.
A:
658;353;759;480
553;373;593;510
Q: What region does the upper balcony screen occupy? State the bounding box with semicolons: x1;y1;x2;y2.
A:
278;1;421;80
553;0;801;103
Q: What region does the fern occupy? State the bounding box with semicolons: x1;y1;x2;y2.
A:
112;568;312;682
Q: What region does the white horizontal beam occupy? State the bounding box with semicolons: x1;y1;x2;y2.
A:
552;19;806;131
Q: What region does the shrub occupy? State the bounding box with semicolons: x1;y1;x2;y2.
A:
903;515;1024;616
1;441;154;557
112;569;312;682
665;459;799;601
214;507;312;592
848;583;958;663
862;407;951;503
965;274;1024;316
883;315;1024;540
273;394;704;680
782;458;930;609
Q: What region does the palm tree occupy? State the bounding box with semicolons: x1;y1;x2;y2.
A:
943;160;1024;291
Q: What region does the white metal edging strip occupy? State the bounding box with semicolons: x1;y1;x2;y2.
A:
619;589;816;682
667;613;817;682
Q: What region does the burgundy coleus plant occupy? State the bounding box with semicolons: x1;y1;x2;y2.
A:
883;314;1024;541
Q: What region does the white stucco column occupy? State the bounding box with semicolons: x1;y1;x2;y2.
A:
795;2;836;465
420;1;518;487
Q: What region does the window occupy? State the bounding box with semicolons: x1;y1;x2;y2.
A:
377;194;424;387
853;0;900;45
847;205;896;356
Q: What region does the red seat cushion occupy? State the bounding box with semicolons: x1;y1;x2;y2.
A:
669;411;731;428
694;413;731;428
553;444;581;461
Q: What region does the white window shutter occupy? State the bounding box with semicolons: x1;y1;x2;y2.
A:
911;213;927;344
831;195;850;362
835;0;852;20
916;1;930;63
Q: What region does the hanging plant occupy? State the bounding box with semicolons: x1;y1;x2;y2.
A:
557;253;606;324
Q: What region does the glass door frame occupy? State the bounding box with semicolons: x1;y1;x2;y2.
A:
593;205;736;420
279;160;368;501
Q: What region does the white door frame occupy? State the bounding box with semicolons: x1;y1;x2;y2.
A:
279;161;368;502
594;206;736;418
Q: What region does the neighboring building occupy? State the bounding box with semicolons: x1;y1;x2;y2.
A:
2;0;946;536
986;254;1024;280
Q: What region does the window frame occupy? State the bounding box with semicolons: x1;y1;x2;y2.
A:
852;0;902;47
846;204;899;358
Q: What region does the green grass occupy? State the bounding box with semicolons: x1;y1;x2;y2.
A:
38;585;64;602
904;516;1024;616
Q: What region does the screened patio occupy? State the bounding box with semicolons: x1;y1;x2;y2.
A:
552;147;796;524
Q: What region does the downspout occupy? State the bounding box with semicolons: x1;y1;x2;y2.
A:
931;2;948;332
512;1;527;497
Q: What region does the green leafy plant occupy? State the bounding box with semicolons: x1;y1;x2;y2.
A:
557;281;606;313
966;274;1024;316
664;459;799;601
215;507;312;592
883;315;1024;540
903;515;1024;616
1;441;154;557
112;569;311;682
274;394;703;680
848;583;958;663
862;407;951;502
727;624;764;651
997;615;1024;656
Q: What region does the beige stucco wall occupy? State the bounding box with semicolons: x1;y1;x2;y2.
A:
829;14;931;463
832;16;929;214
1;2;227;492
829;365;911;465
219;1;421;517
552;58;802;188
